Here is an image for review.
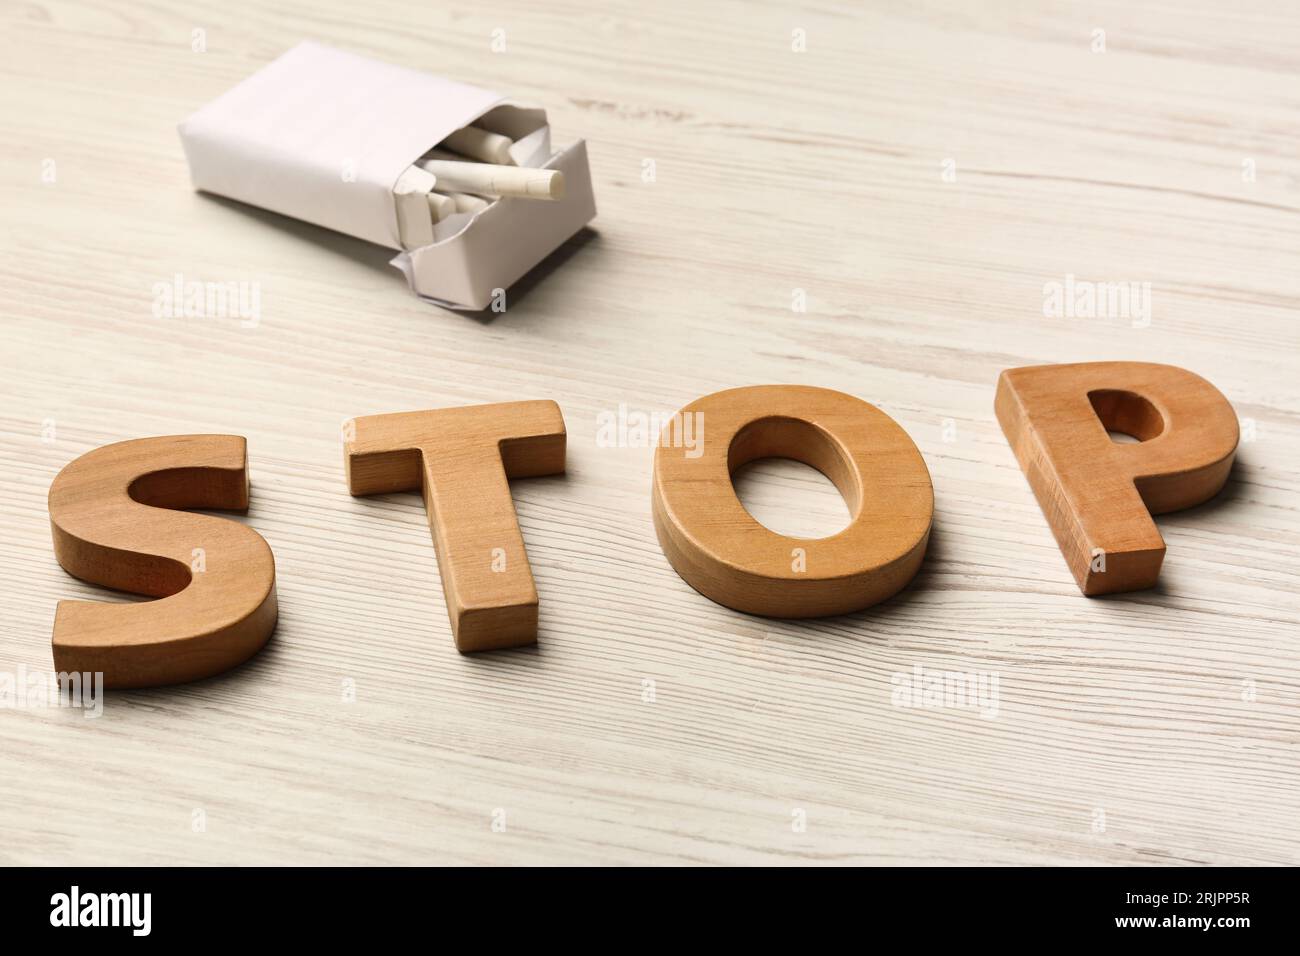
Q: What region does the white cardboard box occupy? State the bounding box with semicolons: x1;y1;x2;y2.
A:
178;41;597;310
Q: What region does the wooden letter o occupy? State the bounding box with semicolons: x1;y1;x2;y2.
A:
651;385;933;617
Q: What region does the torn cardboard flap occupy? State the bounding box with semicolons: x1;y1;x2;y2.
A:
395;140;596;311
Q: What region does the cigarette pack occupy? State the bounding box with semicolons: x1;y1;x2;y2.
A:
178;41;597;310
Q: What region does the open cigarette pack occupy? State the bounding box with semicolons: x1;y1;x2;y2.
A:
178;41;597;310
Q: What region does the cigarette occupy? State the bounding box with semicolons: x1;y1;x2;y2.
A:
441;126;515;165
417;153;564;201
392;166;436;249
436;191;491;214
426;190;456;222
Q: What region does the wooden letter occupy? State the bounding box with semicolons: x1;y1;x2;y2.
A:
48;435;278;688
344;402;566;652
995;361;1238;595
651;385;933;617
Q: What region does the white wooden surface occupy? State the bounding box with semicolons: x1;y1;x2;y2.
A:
1;1;1298;865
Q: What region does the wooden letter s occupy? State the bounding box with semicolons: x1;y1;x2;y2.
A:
48;435;278;688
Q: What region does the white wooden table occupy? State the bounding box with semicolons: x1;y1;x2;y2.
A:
1;0;1297;865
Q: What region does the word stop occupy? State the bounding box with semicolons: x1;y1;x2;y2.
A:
46;362;1237;688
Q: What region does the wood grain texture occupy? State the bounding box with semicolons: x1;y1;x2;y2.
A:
344;402;567;652
995;361;1238;595
652;385;932;616
49;434;278;687
0;0;1298;865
